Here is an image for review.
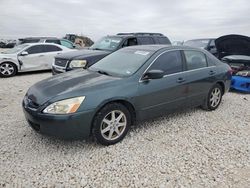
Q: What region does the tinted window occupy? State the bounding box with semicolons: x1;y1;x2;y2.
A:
26;45;43;54
155;37;171;44
123;38;138;47
184;50;207;70
60;40;73;48
45;39;60;44
22;39;40;44
42;45;62;52
149;50;183;75
137;37;154;45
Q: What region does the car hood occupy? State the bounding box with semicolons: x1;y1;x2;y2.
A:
215;34;250;59
56;49;111;60
26;69;121;105
0;53;17;59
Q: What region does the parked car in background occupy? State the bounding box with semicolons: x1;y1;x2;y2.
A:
17;37;80;49
184;38;217;56
0;43;73;77
23;45;231;145
172;41;184;46
52;32;171;74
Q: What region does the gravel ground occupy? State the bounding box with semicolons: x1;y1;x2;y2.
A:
0;72;249;188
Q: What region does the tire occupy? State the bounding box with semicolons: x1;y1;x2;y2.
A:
0;62;17;77
92;103;131;146
202;84;223;111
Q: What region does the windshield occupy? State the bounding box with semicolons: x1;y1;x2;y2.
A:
89;48;153;77
89;36;122;51
1;44;29;54
184;39;209;48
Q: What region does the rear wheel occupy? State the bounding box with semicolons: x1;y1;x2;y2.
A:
0;62;17;77
202;84;223;111
92;103;131;146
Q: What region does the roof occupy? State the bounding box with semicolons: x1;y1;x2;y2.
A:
122;44;210;53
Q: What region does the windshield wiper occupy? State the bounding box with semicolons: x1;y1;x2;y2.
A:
97;70;110;76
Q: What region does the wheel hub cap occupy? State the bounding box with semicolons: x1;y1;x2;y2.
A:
100;110;127;141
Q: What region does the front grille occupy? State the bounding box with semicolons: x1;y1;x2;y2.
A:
54;58;68;67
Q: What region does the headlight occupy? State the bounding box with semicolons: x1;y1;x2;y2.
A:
43;96;85;114
69;60;87;68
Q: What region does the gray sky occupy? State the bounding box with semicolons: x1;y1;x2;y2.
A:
0;0;249;42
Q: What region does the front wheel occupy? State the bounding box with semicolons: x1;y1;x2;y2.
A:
0;62;17;77
202;84;223;111
92;103;131;146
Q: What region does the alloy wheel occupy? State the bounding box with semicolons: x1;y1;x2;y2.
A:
0;63;15;76
210;88;221;108
100;110;127;141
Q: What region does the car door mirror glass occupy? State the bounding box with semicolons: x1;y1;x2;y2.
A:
20;51;28;56
142;70;164;80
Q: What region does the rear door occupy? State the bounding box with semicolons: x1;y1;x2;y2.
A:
137;50;188;120
40;45;63;68
183;50;216;106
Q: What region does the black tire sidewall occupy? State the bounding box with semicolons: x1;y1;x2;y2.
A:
206;84;223;110
0;62;17;77
92;103;131;146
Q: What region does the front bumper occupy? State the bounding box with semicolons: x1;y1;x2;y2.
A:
52;65;66;75
22;103;95;140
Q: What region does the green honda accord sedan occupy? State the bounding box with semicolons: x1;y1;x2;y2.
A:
23;45;231;145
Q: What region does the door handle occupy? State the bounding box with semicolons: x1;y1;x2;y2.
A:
209;70;216;75
177;77;186;83
38;55;44;57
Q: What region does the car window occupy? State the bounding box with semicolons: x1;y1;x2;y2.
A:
21;39;40;44
26;45;44;54
122;38;138;47
137;37;154;45
45;39;60;44
90;36;122;51
209;40;215;47
184;50;207;70
60;40;73;48
155;37;171;44
42;45;62;53
90;48;154;77
148;50;183;75
184;40;209;48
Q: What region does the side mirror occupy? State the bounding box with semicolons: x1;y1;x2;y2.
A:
142;70;164;80
20;51;28;56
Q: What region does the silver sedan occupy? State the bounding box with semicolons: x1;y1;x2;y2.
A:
0;43;73;77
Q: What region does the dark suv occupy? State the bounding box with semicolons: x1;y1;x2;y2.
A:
52;33;171;74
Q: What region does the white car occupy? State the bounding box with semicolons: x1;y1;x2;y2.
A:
0;43;73;77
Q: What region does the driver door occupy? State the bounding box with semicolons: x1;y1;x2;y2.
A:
136;50;188;120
